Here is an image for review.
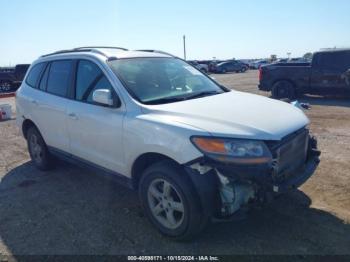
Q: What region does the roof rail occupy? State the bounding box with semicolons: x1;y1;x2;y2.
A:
136;49;178;58
41;48;106;58
319;47;350;52
74;46;128;51
41;46;129;58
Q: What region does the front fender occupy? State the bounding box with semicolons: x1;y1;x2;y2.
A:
123;114;207;177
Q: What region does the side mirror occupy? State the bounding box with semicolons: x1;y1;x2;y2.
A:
92;89;114;107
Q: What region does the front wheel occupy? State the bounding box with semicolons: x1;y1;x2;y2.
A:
139;161;206;240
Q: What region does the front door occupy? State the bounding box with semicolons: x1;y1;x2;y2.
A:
66;59;126;174
310;51;350;93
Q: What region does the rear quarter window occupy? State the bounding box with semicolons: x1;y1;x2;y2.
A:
316;51;350;70
25;63;46;88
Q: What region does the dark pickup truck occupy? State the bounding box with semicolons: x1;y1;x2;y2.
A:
259;49;350;99
0;64;30;93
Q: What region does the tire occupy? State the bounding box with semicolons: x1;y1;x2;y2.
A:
139;160;206;240
272;80;296;100
27;127;53;171
241;67;247;73
221;69;227;74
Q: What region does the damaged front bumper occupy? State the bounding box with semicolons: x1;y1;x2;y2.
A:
184;135;321;221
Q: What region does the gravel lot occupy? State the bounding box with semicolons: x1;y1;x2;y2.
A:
0;70;349;256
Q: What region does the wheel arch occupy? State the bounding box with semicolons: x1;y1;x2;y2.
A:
131;153;219;219
131;152;182;189
22;119;38;140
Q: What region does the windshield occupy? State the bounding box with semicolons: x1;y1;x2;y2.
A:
108;58;225;104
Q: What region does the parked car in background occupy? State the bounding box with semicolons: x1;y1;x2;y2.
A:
273;58;288;63
259;48;350;99
238;60;250;68
0;64;30;92
208;61;222;73
213;60;249;73
16;47;320;240
250;60;270;69
187;60;209;73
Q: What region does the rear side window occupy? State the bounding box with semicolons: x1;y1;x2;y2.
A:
75;60;114;103
26;63;46;88
47;60;73;97
317;52;350;70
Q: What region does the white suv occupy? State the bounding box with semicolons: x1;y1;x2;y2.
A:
16;47;320;240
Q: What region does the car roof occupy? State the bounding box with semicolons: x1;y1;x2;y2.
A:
40;47;175;60
316;48;350;54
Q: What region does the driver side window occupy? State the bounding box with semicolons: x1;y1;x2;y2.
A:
75;60;114;104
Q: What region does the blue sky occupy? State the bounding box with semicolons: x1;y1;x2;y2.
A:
1;0;350;65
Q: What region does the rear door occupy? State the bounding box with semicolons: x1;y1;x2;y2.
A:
310;51;350;92
231;61;240;71
224;62;234;72
34;60;73;152
65;59;126;174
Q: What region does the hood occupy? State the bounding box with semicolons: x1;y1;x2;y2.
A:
143;91;309;141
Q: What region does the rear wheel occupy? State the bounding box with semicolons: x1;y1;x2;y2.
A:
241;67;247;73
272;80;296;100
139;161;206;240
27;127;53;170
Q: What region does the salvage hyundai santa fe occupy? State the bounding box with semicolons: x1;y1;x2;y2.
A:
16;47;320;240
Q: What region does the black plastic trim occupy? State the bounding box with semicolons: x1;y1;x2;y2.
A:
48;146;133;189
183;166;220;218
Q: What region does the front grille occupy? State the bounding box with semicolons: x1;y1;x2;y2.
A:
267;128;309;176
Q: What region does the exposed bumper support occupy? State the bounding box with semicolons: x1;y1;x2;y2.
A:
273;149;320;193
184;136;321;221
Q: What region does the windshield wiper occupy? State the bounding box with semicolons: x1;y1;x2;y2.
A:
143;96;187;105
144;91;222;105
182;90;222;100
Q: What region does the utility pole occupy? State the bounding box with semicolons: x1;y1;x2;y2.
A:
183;35;187;60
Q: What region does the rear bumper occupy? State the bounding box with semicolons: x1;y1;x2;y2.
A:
258;83;271;91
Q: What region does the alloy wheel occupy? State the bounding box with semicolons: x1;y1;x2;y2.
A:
147;178;185;229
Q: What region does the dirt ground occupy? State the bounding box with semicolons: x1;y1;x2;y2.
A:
0;70;349;256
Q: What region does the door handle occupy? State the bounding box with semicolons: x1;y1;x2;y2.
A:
31;100;38;105
68;112;78;120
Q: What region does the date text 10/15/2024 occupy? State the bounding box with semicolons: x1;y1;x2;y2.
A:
127;256;219;261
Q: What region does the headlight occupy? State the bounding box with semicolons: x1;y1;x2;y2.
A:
191;136;272;164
